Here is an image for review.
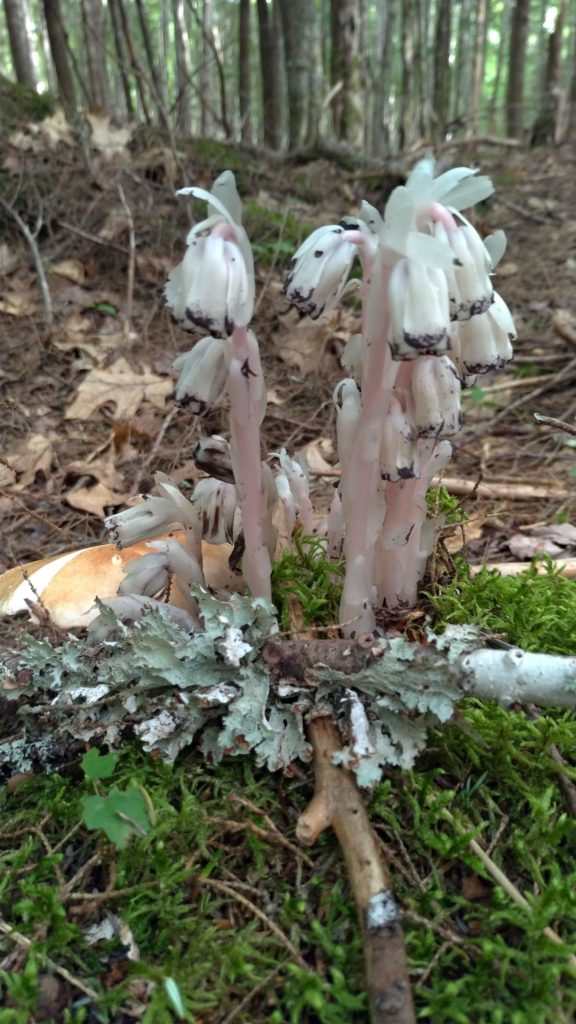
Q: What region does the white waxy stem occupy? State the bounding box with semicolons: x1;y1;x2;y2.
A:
283;225;358;319
339;554;376;636
341;333;363;380
192;477;240;544
275;471;296;540
380;397;419;481
146;539;205;590
334;378;362;472
412;356;461;437
447;224;493;321
457;292;515;375
389;259;451;360
172;336;230;412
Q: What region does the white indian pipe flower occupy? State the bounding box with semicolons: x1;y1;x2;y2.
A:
411;356;461;437
192;477;241;544
334;378;362;469
405;155;494;215
172;336;230;412
434;223;494;321
275;449;314;534
388;259;451;359
380;397;420;481
165;171;254;337
341;332;363;380
457;292;516;375
283;224;359;318
146;538;205;591
106;473;200;548
193;435;235;483
118;551;171;598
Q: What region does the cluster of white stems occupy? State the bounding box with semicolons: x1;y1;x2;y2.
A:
106;161;515;636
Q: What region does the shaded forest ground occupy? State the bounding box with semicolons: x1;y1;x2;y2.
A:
1;121;576;1023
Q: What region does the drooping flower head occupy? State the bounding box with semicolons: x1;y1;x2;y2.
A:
165;171;255;337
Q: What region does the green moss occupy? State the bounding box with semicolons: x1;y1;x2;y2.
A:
271;531;344;630
428;555;576;655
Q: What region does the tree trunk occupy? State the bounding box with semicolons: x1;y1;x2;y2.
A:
278;0;316;150
470;0;489;132
135;0;166;114
200;0;213;135
374;0;398;155
3;0;37;89
330;0;363;147
487;0;511;132
531;0;569;145
432;0;451;141
114;0;151;122
42;0;76;111
399;0;416;149
238;0;251;142
81;0;109;112
452;0;471;130
107;0;134;117
505;0;530;138
172;0;192;133
256;0;283;149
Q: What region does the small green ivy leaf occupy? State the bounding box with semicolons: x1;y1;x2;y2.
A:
81;787;151;848
82;748;118;781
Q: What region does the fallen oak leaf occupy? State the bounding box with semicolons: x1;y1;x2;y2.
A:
65;358;172;420
65;482;132;519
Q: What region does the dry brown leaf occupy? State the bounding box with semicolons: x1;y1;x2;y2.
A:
65;458;127;493
299;436;336;475
274;310;341;376
65;482;131;518
3;433;54;489
552;309;576;346
0;462;17;487
0;287;41;317
0;243;20;275
65;358;172;420
86;114;132;157
51;259;86;284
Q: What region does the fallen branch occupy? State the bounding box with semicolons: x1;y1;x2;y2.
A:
472;557;576;579
433;477;571;501
298;717;416;1024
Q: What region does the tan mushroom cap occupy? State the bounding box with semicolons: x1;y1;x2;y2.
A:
0;534;241;629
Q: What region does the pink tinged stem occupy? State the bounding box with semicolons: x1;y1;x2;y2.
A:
227;326;272;601
339;259;398;634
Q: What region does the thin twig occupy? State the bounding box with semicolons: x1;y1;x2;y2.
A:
220;966;284;1024
197;877;308;970
298;717;416;1024
0;918;100;1001
117;184;136;338
534;412;576;438
442;809;576;968
485;356;576;428
56;219;130;256
206;812;315;867
0;198;53;325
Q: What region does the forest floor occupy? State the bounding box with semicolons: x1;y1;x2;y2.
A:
1;119;576;1024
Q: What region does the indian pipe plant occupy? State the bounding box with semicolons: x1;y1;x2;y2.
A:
1;160;547;1024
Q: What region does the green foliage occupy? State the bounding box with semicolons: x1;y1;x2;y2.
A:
81;748;117;781
428;555;576;655
271;531;345;631
426;485;468;525
82;786;151;848
245;201;311;268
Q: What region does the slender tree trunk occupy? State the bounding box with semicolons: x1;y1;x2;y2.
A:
256;0;283;149
81;0;109;112
330;0;363;147
470;0;489;132
135;0;166;113
376;0;398;154
488;0;511;132
278;0;316;150
3;0;37;88
42;0;76;111
505;0;530;138
531;0;569;144
399;0;416;149
108;0;134;117
115;0;151;122
433;0;451;141
306;0;323;146
238;0;251;142
172;0;192;132
200;0;213;135
452;0;471;129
